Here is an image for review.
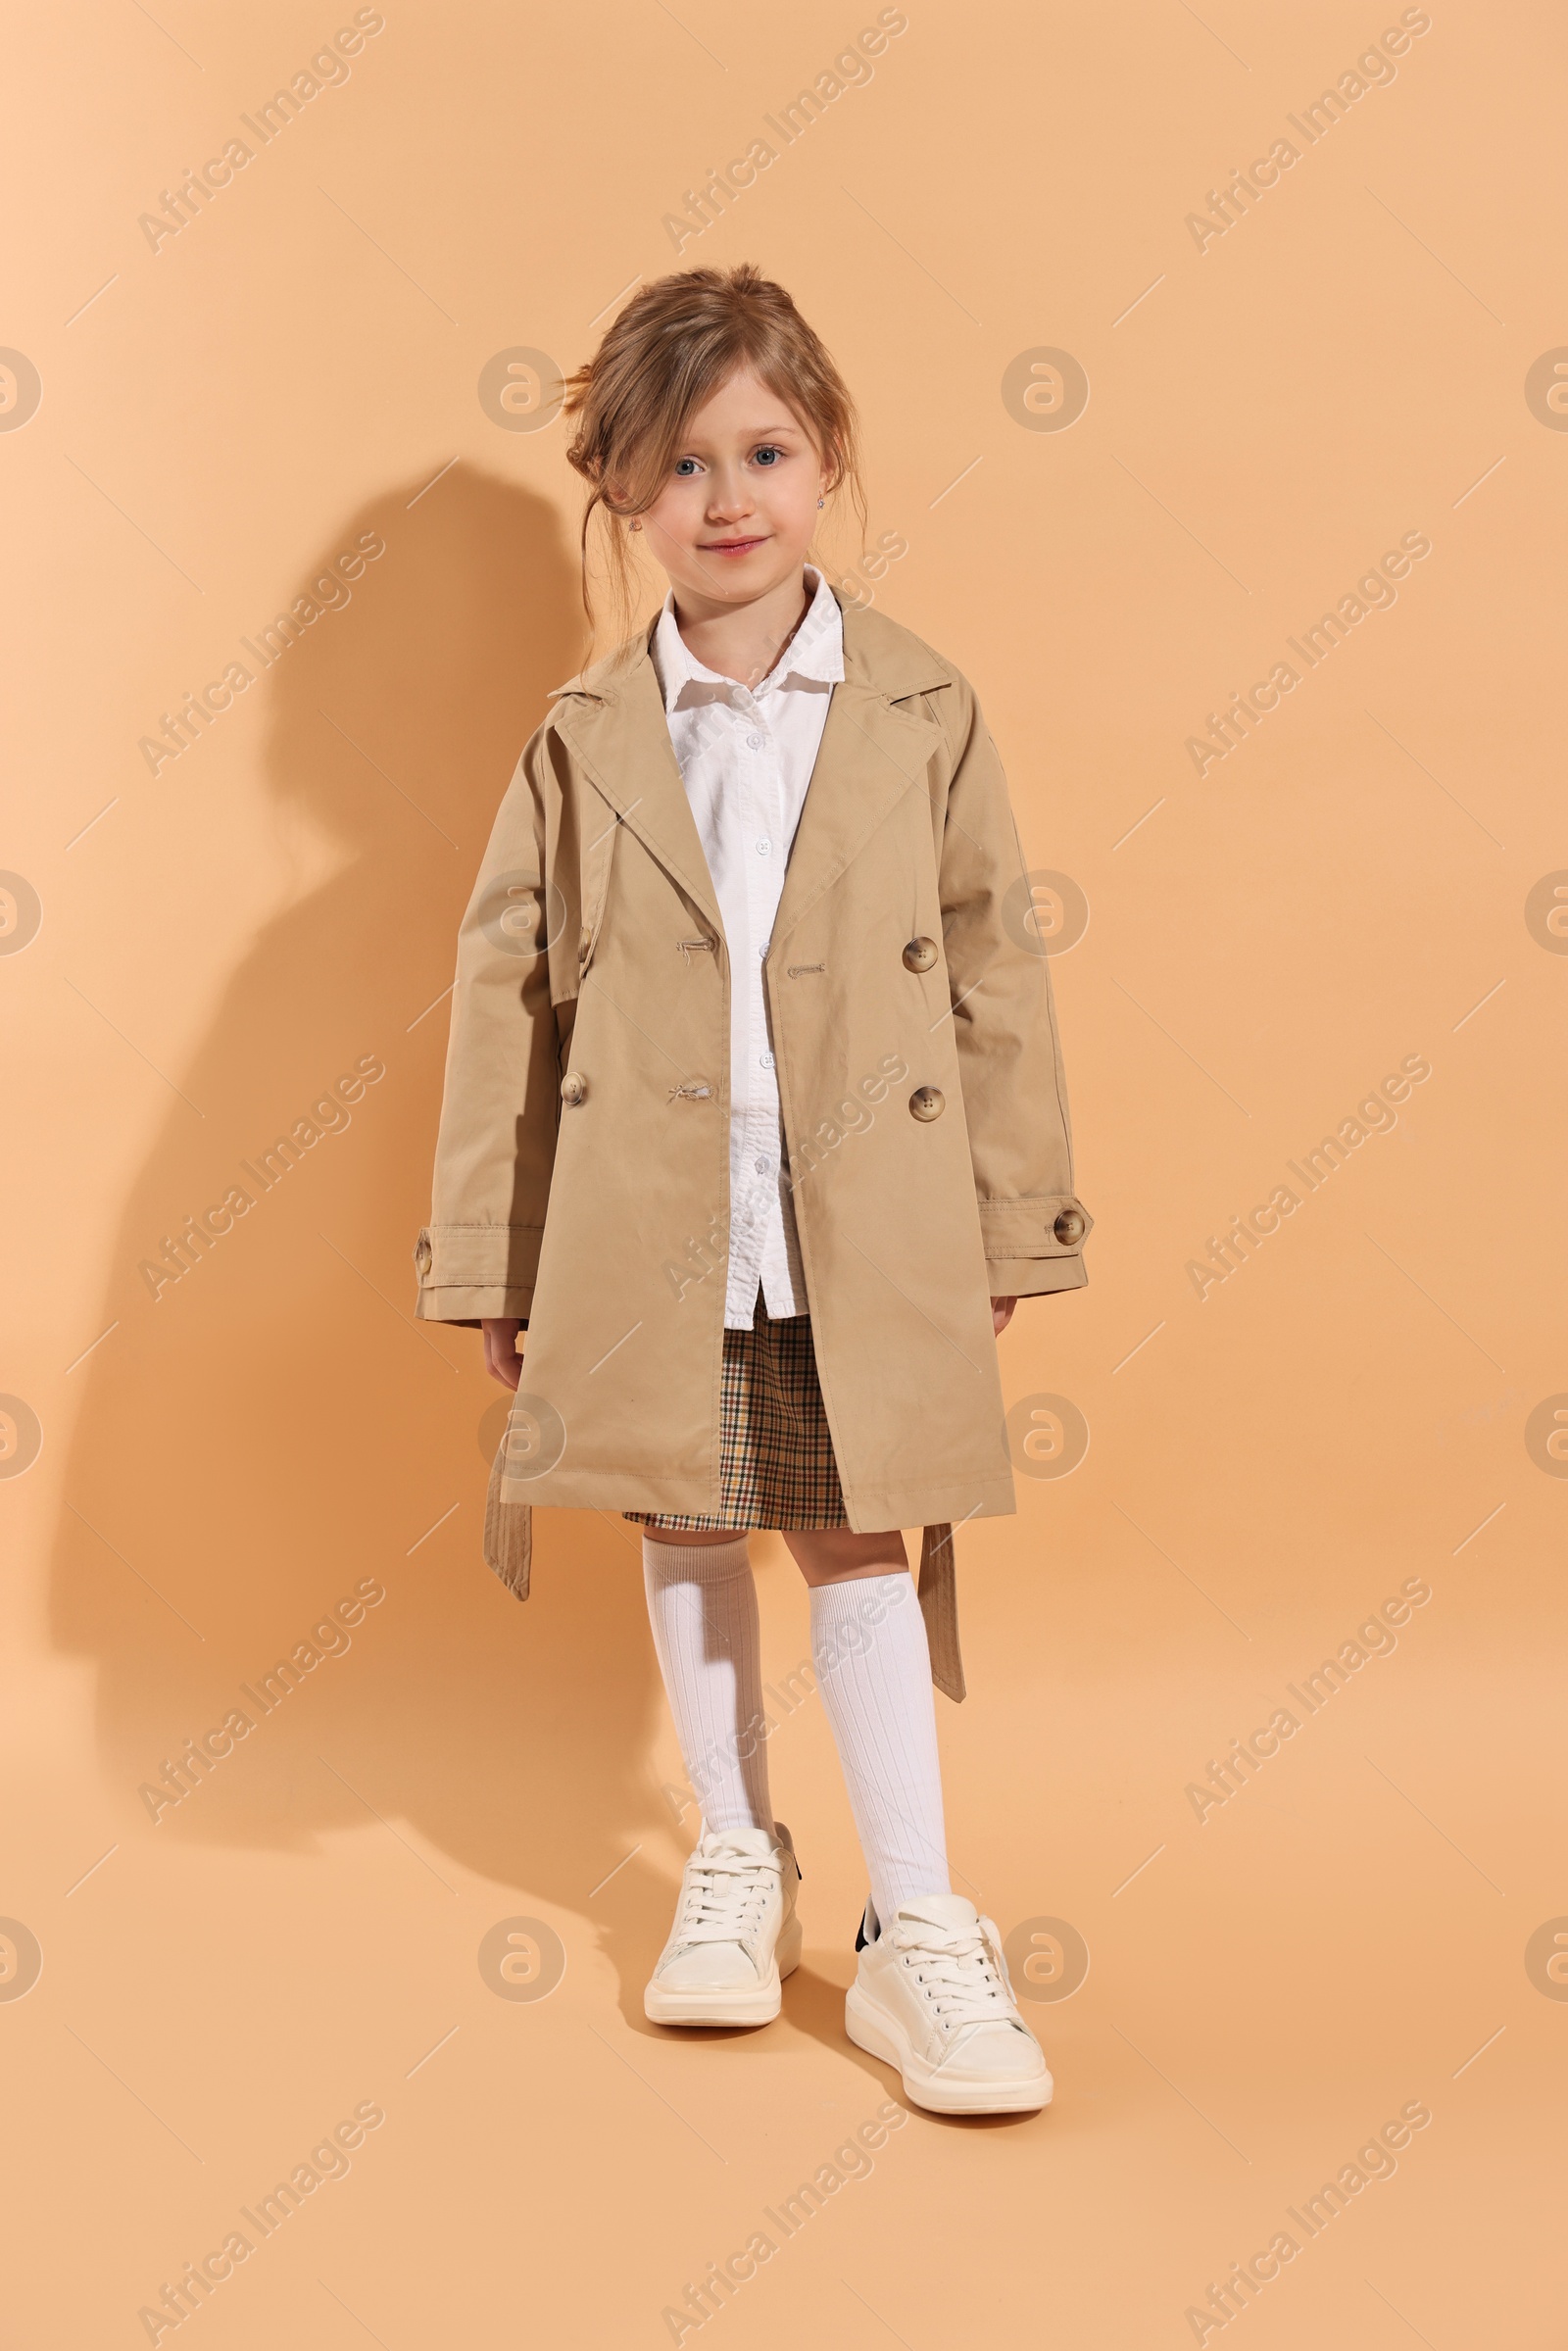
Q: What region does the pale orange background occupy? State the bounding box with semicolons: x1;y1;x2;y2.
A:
5;3;1566;2343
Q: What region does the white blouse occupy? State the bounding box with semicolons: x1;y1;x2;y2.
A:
649;564;845;1330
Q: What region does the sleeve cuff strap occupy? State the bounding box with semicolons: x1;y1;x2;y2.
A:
977;1194;1094;1258
414;1222;543;1304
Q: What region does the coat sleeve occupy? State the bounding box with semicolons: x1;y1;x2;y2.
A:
935;671;1092;1300
413;718;571;1326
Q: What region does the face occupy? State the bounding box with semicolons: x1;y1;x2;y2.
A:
633;366;830;612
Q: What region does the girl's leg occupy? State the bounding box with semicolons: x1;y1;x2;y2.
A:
782;1529;951;1925
640;1526;773;1834
785;1533;1050;2117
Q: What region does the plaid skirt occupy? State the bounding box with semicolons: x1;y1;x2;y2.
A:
623;1298;851;1532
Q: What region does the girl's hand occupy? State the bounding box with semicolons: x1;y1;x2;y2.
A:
991;1297;1017;1337
482;1317;524;1390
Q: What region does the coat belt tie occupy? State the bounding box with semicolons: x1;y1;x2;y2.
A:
915;1520;965;1702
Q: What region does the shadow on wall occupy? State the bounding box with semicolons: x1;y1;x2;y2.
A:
49;465;676;1939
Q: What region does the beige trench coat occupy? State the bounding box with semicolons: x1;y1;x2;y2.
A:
415;590;1091;1698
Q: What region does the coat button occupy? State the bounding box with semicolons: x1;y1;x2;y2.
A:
903;936;938;973
415;1233;432;1274
1054;1205;1086;1246
908;1085;945;1122
561;1071;588;1106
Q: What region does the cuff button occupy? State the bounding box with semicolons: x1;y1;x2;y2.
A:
1053;1205;1086;1246
415;1235;433;1274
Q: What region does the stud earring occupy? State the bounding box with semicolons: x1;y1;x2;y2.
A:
629;518;642;531
816;497;824;508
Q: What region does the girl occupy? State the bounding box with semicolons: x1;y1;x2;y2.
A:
415;264;1091;2116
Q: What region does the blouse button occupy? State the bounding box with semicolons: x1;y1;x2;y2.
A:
560;1071;588;1106
903;936;939;973
908;1086;945;1122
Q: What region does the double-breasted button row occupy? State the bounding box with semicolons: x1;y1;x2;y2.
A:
903;941;944;1120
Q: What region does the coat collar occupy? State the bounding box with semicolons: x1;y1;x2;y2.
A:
548;584;951;707
546;586;951;948
650;562;844;711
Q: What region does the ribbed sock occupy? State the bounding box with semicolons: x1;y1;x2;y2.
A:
642;1535;773;1835
808;1571;951;1926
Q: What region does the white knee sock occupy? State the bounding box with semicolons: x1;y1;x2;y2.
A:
808;1572;950;1927
642;1535;774;1836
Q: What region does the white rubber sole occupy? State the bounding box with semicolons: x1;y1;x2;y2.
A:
644;1913;803;2028
845;1983;1054;2114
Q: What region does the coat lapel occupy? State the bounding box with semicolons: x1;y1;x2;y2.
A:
550;639;726;941
544;590;950;954
768;674;942;954
767;592;949;951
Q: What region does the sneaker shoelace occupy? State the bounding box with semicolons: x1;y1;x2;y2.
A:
674;1843;782;1947
895;1913;1022;2031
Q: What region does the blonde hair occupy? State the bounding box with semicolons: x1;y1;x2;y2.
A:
562;263;868;650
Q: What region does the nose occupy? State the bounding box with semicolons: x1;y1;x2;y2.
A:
705;464;753;519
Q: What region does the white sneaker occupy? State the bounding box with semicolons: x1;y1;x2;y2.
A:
644;1822;803;2027
846;1891;1053;2114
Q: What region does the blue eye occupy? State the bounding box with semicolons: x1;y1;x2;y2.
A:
755;445;781;466
674;457;700;477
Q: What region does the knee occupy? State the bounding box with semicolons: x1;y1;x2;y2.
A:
788;1529;909;1585
640;1528;754;1583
